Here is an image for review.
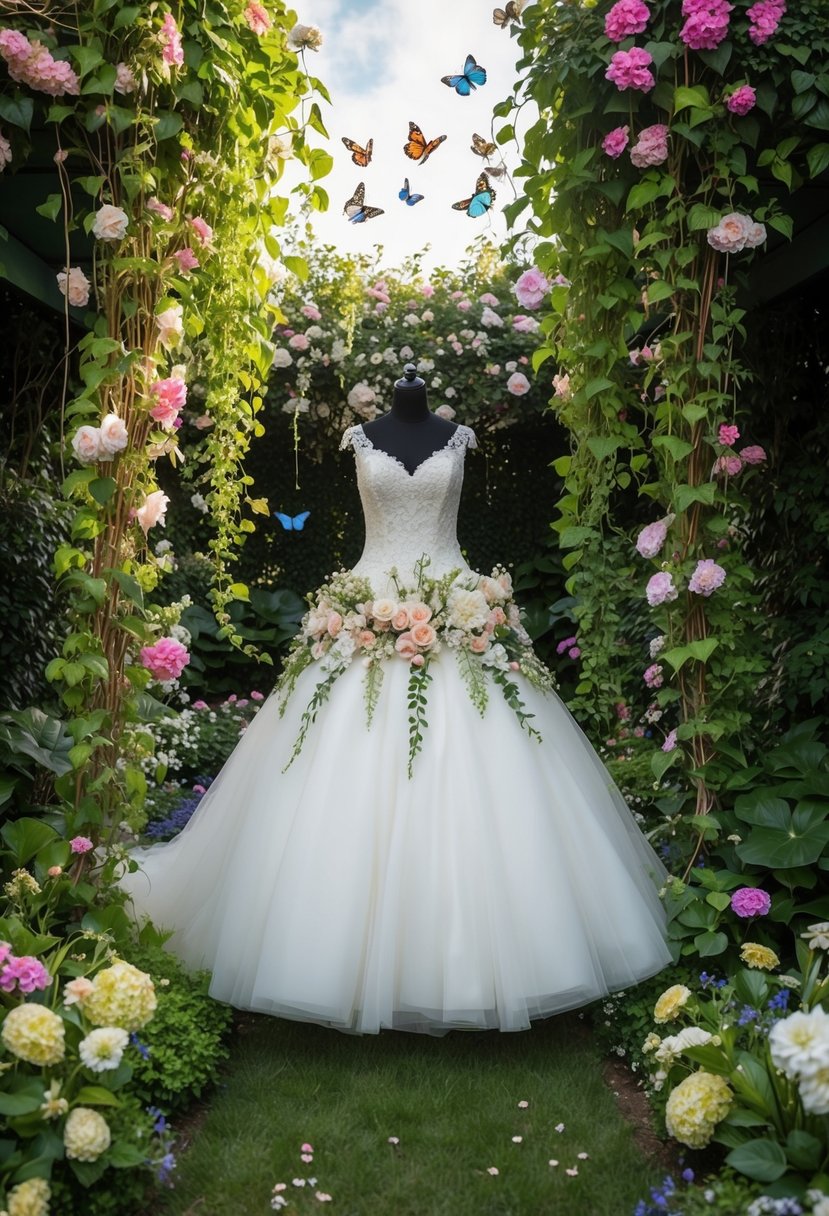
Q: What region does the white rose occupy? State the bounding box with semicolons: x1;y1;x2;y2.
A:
305;325;323;339
98;413;129;456
92;203;129;242
272;348;293;368
56;266;91;307
372;598;397;622
447;588;489;633
72;425;102;464
156;303;184;350
399;345;414;360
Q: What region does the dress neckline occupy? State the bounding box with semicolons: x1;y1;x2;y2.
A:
353;422;464;479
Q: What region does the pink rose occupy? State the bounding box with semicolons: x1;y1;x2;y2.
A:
140;637;190;681
410;654;425;668
470;635;490;654
114;61;137;94
392;608;411;632
245;1;272;34
63;976;95;1006
644;663;664;689
602;125;630;159
662;729;678;752
358;630;377;649
605;47;655;93
421;283;435;297
707;212;766;254
740;444;767;465
646;571;678;606
731;886;771;918
250;690;265;701
513;267;550;310
688;558;726;596
92;204;129;242
604;0;651;41
552;373;571;400
71;425;102;465
301;305;321;320
47;865;63;877
410;623;437;649
289;333;310;351
636;514;674;559
193;699;209;709
56;266;91;307
136;489;170;535
70;835;94;854
512;314;539;333
718;423;740;446
149;376;187;429
98;413;129;457
174;247;199;273
409;603;432;625
457;299;471;312
327;612;343;637
189;216;213;246
395;633;417;660
714;454;743;477
159;12;184;67
747;0;785;45
147;198;174;221
726;85;756;115
506;372;531;396
629;124;669;168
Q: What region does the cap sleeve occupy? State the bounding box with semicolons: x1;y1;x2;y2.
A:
450;424;477;451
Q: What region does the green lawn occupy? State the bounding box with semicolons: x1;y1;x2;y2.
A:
158;1010;664;1216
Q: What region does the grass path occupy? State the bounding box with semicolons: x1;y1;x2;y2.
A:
158;1010;664;1216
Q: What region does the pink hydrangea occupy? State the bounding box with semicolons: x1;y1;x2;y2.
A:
731;886;771;918
513;267;550;310
159;12;184;67
680;0;733;50
740;444;767;465
727;85;756;115
0;29;81;96
715;454;743;477
149;376;187;429
602;126;630;159
718;424;740;446
646;571;678;606
605;47;655;93
70;835;94;853
662;729;678;752
688;558;726;596
140;637;190;681
604;0;651;42
630;124;669;168
0;955;51;994
747;0;785;45
636;514;674;559
644;663;664;689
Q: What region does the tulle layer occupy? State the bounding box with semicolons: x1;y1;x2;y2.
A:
121;656;673;1035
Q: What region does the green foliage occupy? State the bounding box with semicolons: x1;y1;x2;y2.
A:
130;693;262;789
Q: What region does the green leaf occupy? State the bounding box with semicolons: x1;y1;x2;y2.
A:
785;1129;823;1171
283;255;308;282
586;436;623;462
89;477;117;506
675;482;716;512
1;818;59;867
807;143;829;178
674;84;711;113
626;180;661;211
532;347;555;373
652;434;694;460
687;203;723;232
687;638;719;664
725;1139;787;1184
646;279;675;303
694;929;728;956
75;1086;122;1108
0;94;34;133
35;194;62;222
154;111;183;141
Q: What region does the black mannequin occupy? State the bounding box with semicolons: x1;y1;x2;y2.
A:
362;363;458;475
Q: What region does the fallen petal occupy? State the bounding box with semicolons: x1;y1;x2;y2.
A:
548;1159;559;1167
517;1100;529;1108
486;1166;499;1176
577;1152;589;1160
566;1167;579;1177
511;1135;523;1143
555;1122;565;1133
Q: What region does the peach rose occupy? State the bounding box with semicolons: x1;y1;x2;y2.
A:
410;622;436;650
409;602;432;625
136;489;169;535
56;266;91;307
470;635;490;654
490;607;507;627
392;608;411;631
358;630;376;649
63;977;95;1007
327;612;343;637
71;425;102;464
98;413;129;456
395;633;417;660
372;598;397;622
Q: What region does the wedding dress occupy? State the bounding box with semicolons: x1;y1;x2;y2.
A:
122;422;672;1034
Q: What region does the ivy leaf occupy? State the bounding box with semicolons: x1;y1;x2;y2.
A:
652;434;694;460
0;94;34;133
35;193;62;222
807;142;829;178
154;111;183;140
673;84;711;113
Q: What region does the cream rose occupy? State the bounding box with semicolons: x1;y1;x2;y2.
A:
98;413;129;456
92;203;129;242
358;630;376;649
447;588;489;633
372;598;397;622
56;266;91;307
155;303;184;350
72;425;102;464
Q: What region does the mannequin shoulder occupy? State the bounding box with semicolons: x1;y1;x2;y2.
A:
448;423;478;451
339;423;371;452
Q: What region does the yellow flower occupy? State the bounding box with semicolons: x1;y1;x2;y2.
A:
740;942;780;971
6;1177;50;1216
642;1032;662;1054
654;984;692;1024
665;1070;733;1149
1;1004;65;1067
63;1107;111;1162
84;960;157;1032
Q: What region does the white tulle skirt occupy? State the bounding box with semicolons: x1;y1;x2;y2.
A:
121;657;672;1034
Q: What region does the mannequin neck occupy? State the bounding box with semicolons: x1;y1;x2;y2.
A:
391;382;430;422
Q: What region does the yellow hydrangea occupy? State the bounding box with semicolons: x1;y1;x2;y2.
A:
6;1177;50;1216
665;1070;733;1148
63;1106;111;1162
740;942;780;971
1;1004;65;1067
84;960;157;1032
654;984;692;1024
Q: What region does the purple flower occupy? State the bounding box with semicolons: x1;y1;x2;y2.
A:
731;886;771;918
636;514;674;559
661;729;678;752
688;558;726;597
70;835;94;854
602;125;630;159
646;571;678;606
568;646;581;660
0;955;52;994
556;635;578;655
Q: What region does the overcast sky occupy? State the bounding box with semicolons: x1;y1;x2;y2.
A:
286;0;530;272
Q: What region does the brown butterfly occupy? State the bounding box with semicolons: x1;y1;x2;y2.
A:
343;182;383;223
471;132;497;159
403;122;447;166
341;136;373;168
484;162;508;178
493;0;523;27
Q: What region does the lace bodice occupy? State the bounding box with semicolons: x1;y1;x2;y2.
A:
340;422;478;593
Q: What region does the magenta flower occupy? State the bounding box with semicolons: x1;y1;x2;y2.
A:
149;376;187;430
662;729;678;752
568;646;581;660
747;0;785;44
250;690;265;701
0;942;11;967
636;515;674;559
513;268;551;310
556;635;577;655
605;47;655;93
646;571;678;606
630;124;669;168
602;125;630;159
680;0;733;50
644;663;664;689
718;424;740;447
740;444;767;465
193;784;207;795
726;85;756;115
604;0;651;41
688;559;726;596
0;955;52;994
731;887;771;918
140;637;190;682
192;699;209;710
70;835;94;854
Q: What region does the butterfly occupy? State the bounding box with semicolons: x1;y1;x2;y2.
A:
483;163;508;178
493;0;523;27
274;510;310;532
341;136;373;168
471;132;497;159
441;53;487;96
343;182;384;223
403;122;447;166
399;177;425;206
452;172;495;218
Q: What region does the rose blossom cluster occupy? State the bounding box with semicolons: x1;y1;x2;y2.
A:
726;85;756;115
707;211;767;254
140;636;190;682
747;0;786;45
630;124;669;168
0;27;80;96
513;267;551;310
605;47;655;92
71;413;129;465
604;0;651;42
149;371;188;430
679;0;733;50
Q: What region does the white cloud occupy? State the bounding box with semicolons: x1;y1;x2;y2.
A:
283;0;533;272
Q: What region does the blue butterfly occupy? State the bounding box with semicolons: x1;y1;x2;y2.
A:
343;182;384;224
274;511;310;531
399;177;425;207
452;173;495;219
441;53;487;96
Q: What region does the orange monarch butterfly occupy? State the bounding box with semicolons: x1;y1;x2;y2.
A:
452;173;495;218
341;136;373;168
471;133;497;159
343;182;384;223
403;122;447;166
493;1;523;27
